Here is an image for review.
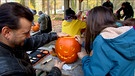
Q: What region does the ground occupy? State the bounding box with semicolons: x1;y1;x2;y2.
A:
51;20;63;32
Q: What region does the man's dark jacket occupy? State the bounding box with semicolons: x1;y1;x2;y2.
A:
0;32;61;76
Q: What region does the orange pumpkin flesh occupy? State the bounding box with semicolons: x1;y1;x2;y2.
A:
55;37;81;64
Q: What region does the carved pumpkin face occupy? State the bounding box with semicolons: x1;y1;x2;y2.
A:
55;37;81;64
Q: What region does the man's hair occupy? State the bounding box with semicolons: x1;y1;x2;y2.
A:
38;11;43;15
0;2;34;32
122;2;130;7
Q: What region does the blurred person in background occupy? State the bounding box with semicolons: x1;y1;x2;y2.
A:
75;6;135;76
116;2;134;20
102;0;113;13
62;8;86;37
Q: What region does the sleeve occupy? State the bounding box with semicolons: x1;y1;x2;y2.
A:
47;67;62;76
81;36;113;76
23;32;58;51
0;72;29;76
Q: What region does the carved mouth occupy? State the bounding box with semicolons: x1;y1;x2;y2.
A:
58;53;75;59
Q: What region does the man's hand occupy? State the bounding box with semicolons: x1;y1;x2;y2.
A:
54;60;65;70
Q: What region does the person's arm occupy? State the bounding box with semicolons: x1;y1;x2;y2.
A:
116;7;123;19
78;35;113;76
121;8;126;19
23;32;69;51
1;72;28;76
47;60;65;76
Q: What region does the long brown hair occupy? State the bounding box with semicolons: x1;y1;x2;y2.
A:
85;6;116;54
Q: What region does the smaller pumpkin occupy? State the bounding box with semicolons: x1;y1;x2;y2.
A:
31;22;40;32
55;37;81;64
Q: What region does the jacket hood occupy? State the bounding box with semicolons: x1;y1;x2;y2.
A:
100;26;135;60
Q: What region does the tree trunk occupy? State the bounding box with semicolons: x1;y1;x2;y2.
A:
75;0;77;11
25;0;29;7
101;0;104;5
42;0;45;13
20;0;25;6
5;0;7;3
47;0;50;15
30;0;36;9
96;0;98;6
79;2;81;10
64;0;69;17
54;0;56;15
71;0;76;11
78;0;83;10
87;0;88;8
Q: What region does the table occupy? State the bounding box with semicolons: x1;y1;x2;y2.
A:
33;45;84;76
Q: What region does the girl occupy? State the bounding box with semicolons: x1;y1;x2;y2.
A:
76;6;135;76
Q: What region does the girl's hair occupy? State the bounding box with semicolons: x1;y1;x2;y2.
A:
85;6;116;54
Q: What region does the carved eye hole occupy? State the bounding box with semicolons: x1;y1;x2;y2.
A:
59;45;68;53
59;45;63;50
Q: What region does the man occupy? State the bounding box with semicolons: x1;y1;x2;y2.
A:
116;2;134;20
102;0;113;13
38;11;52;33
0;2;68;76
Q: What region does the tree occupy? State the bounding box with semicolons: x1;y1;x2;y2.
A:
47;0;50;15
71;0;76;12
30;0;36;9
64;0;69;17
5;0;7;3
54;0;56;15
20;0;25;6
42;0;45;13
79;0;83;10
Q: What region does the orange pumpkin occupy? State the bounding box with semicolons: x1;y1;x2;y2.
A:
55;37;81;64
31;22;40;32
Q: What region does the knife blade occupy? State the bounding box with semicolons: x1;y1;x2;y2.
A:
42;58;53;65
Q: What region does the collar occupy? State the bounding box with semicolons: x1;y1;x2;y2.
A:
0;42;14;51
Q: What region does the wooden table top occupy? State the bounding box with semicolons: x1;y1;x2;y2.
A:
33;45;84;76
